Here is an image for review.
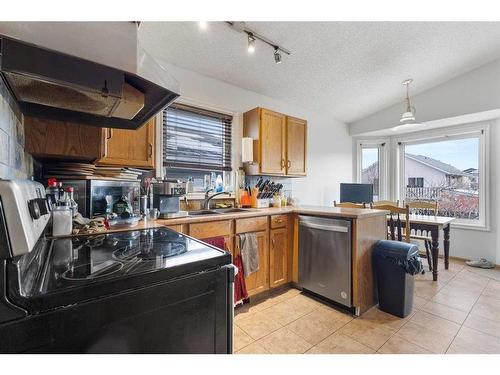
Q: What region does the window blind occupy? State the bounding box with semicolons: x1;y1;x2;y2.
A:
163;103;233;172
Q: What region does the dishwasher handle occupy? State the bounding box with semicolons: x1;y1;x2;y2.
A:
299;221;349;233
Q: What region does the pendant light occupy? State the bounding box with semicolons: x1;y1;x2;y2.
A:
400;79;416;123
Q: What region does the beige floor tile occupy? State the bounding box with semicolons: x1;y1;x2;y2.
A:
470;296;500;323
284;293;323;314
236;311;283;340
482;280;500;300
410;310;461;336
431;290;478;312
420;301;469;324
311;305;354;326
453;270;490;289
286;311;345;345
307;333;374;354
463;312;500;339
235;341;270;354
272;288;301;302
339;319;394;350
414;281;442;299
465;267;500;282
358;306;412;332
413;295;429;309
378;336;432;354
393;321;456;353
233;325;254;352
263;301;308;325
446;341;488;354
258;327;313;354
450;326;500;354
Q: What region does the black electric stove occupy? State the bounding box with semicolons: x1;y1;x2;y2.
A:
0;180;235;354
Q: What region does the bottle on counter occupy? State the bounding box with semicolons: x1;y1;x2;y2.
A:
215;174;223;192
57;182;67;206
66;186;78;217
46;178;59;209
186;176;194;194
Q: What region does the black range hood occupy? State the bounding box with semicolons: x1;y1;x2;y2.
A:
0;35;179;129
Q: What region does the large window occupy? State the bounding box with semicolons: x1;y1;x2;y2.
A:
163;103;233;190
398;125;488;228
357;142;386;201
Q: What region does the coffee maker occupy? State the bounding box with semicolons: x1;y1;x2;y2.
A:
152;180;188;218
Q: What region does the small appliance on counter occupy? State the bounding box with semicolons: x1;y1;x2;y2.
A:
152;180;188;219
56;179;140;218
0;179;234;353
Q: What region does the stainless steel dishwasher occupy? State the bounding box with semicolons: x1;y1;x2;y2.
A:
298;215;352;308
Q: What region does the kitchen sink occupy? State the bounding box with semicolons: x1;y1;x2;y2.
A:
187;210;221;216
214;208;256;213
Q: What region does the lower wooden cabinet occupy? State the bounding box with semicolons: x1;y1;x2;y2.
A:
270;227;288;288
241;231;269;297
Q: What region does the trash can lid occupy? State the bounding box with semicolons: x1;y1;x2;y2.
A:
373;240;419;260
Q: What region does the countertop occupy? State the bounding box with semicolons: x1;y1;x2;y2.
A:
59;205;387;237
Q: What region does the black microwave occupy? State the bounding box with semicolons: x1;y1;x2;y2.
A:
57;179;141;218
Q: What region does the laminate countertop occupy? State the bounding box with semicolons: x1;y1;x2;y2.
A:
76;205;387;236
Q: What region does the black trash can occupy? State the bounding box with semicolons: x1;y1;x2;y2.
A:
373;240;423;318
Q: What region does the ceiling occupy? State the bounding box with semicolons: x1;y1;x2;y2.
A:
139;22;500;124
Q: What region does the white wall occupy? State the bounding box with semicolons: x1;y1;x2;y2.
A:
161;63;353;206
349;59;500;135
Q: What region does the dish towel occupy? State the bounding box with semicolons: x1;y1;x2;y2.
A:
233;254;248;305
202;236;248;306
240;232;259;276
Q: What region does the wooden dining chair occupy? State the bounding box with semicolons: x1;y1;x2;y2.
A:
371;200;400;207
333;200;366;208
370;203;410;243
405;200;439;271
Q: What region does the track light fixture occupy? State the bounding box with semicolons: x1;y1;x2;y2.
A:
274;47;282;64
226;22;291;64
247;33;256;53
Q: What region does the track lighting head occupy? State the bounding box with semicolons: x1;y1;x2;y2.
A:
247;33;256;53
274;48;282;64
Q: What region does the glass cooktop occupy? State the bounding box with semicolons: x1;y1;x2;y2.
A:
17;227;228;297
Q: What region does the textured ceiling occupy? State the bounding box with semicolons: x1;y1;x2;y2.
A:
138;22;500;124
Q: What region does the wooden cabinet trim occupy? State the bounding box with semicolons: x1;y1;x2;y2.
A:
188;220;233;239
270;214;288;229
235;216;268;234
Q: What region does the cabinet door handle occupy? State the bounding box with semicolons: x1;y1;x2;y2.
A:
107;128;113;139
272;238;275;248
148;143;153;158
280;159;285;169
287;160;291;168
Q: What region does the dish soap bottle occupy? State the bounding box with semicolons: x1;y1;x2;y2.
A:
215;174;223;192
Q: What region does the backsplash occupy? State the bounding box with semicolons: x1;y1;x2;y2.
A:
0;79;33;179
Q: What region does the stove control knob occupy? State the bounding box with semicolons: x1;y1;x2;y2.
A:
35;198;50;216
28;199;41;220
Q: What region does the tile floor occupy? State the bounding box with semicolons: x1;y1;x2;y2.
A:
233;260;500;354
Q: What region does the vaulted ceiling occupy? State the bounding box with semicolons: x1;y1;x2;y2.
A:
139;22;500;123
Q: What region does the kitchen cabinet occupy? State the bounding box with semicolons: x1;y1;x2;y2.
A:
243;107;307;176
286;116;307;176
238;230;269;297
24;116;105;161
270;227;288;288
97;117;155;168
24;116;156;169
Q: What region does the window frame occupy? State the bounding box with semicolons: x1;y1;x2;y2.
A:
355;139;389;201
162;101;234;173
395;122;490;231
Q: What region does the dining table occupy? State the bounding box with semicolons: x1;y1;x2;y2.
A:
388;214;455;281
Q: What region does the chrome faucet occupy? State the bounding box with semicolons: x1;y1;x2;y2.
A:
203;189;231;210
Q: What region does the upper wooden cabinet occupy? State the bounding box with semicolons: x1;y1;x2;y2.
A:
286;116;307;176
243;107;307;176
24;116;156;169
98;117;155;168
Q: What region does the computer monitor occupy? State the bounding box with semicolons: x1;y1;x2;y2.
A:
340;183;374;204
